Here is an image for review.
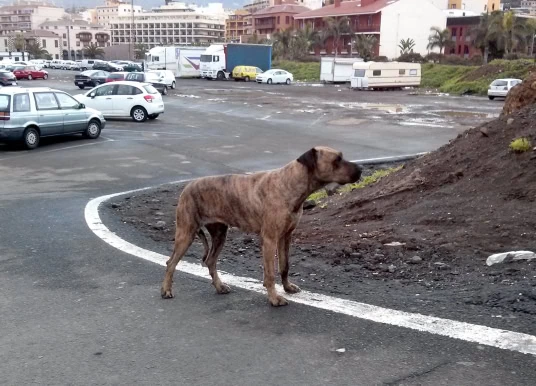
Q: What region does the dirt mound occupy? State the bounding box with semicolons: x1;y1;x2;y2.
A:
502;72;536;116
461;64;503;82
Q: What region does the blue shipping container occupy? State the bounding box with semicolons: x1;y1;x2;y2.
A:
226;44;272;73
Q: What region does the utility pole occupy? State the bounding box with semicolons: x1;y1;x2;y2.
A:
66;25;72;60
130;0;135;61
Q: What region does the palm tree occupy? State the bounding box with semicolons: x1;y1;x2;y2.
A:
489;11;527;55
25;40;49;59
470;13;494;64
526;18;536;57
134;43;147;60
296;23;318;53
398;38;415;55
13;34;26;60
353;34;378;61
84;43;104;59
426;26;453;55
272;28;294;59
323;16;352;56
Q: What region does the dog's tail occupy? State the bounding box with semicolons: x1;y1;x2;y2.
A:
197;228;210;266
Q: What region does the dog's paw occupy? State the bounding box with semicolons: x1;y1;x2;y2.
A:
216;283;231;294
269;295;289;307
283;282;301;294
161;288;174;299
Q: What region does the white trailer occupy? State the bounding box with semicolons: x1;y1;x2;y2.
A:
145;46;205;78
350;61;421;90
320;57;363;83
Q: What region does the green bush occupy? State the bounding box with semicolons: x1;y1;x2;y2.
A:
397;52;425;63
509;138;532;153
273;60;320;81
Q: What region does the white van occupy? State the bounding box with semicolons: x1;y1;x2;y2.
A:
80;59;97;70
148;70;176;89
351;62;421;90
50;59;64;69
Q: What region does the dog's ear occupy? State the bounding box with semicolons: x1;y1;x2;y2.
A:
297;148;317;173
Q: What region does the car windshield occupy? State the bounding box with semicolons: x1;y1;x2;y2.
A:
81;71;97;76
491;80;508;87
200;54;212;62
109;74;124;78
0;94;10;113
143;85;158;94
14;66;25;70
146;74;160;82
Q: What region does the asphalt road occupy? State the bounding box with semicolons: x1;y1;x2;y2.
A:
2;70;534;385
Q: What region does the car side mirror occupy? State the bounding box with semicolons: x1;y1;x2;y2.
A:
78;103;85;109
90;93;96;99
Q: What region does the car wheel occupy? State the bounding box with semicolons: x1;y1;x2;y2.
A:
148;114;159;120
285;78;291;85
267;78;272;84
23;127;40;150
217;71;225;80
28;74;33;80
131;106;148;122
162;86;168;95
488;96;495;100
245;76;250;82
78;85;85;89
171;81;176;89
84;119;102;139
43;74;48;80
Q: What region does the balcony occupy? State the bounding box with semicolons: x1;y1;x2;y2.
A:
353;24;380;33
95;33;110;43
76;32;92;42
255;20;274;29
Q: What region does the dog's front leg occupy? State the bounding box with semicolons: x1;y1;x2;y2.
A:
279;231;301;294
262;234;288;307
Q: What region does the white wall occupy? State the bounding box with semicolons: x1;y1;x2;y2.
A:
461;0;489;13
380;0;447;59
427;0;448;9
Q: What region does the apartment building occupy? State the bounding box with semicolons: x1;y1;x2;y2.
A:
96;0;142;27
446;15;481;58
226;10;250;42
294;0;447;59
447;0;501;12
253;1;310;35
520;0;536;14
0;0;65;37
109;2;226;48
0;29;61;59
40;19;111;60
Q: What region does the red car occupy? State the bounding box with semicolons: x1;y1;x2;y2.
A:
105;72;128;83
13;65;49;80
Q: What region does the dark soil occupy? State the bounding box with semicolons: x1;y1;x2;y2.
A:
104;106;536;332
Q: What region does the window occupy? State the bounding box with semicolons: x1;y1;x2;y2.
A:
42;39;46;48
94;85;115;96
34;92;59;110
451;28;457;37
367;15;372;26
63;41;67;46
116;85;139;95
372;70;381;76
76;41;80;47
286;16;289;24
399;69;406;75
55;40;59;47
354;69;365;77
55;92;80;109
409;69;417;75
277;16;280;24
213;55;219;61
13;93;30;112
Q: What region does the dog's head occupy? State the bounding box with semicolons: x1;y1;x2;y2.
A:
297;146;361;185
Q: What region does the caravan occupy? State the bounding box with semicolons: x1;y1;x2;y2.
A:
350;62;421;90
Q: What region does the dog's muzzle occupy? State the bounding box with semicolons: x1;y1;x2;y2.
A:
350;164;362;183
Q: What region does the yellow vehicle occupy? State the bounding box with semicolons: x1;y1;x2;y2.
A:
232;65;263;82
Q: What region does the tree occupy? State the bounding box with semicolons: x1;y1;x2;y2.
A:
426;26;453;55
353;34;378;61
134;43;147;60
526;18;536;57
84;43;104;59
488;11;526;55
398;38;415;55
25;40;49;59
323;16;352;56
272;28;294;59
296;23;318;53
470;12;494;64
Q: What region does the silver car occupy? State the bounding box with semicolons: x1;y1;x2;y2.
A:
0;87;106;149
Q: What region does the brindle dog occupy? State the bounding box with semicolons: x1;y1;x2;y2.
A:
161;146;362;306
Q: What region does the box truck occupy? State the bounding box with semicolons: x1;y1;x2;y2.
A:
145;46;205;78
200;43;272;80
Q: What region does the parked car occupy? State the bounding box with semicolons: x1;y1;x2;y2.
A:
43;60;52;68
61;61;76;70
74;70;110;89
13;66;49;80
70;61;82;71
105;72;128;83
0;87;105;149
80;59;97;70
256;69;294;85
124;72;168;95
93;61;123;72
232;65;263;82
50;59;64;69
73;81;165;122
0;70;18;86
27;60;45;70
488;78;522;100
123;62;143;72
148;70;176;89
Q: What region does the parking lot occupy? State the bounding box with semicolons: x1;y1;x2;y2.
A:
3;69;533;385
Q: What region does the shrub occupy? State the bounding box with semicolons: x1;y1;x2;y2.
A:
273;60;320;81
424;52;443;63
509;138;532;153
339;166;403;193
373;56;389;62
397;52;425;63
441;55;468;65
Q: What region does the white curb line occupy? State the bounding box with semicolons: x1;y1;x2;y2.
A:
85;180;536;356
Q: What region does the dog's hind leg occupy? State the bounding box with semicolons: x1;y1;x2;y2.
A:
161;221;197;299
204;223;230;294
197;229;210;266
278;230;301;294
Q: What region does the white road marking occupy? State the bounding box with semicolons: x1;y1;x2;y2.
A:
258;115;271;120
85;180;536;356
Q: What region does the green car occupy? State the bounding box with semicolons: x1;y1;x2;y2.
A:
123;63;143;72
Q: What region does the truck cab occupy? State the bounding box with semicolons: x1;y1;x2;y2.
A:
200;45;226;80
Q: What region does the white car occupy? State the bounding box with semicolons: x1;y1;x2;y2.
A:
256;69;294;85
148;70;176;89
73;80;165;122
62;60;76;70
488;78;522;100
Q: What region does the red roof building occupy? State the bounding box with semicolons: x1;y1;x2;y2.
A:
253;1;310;35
